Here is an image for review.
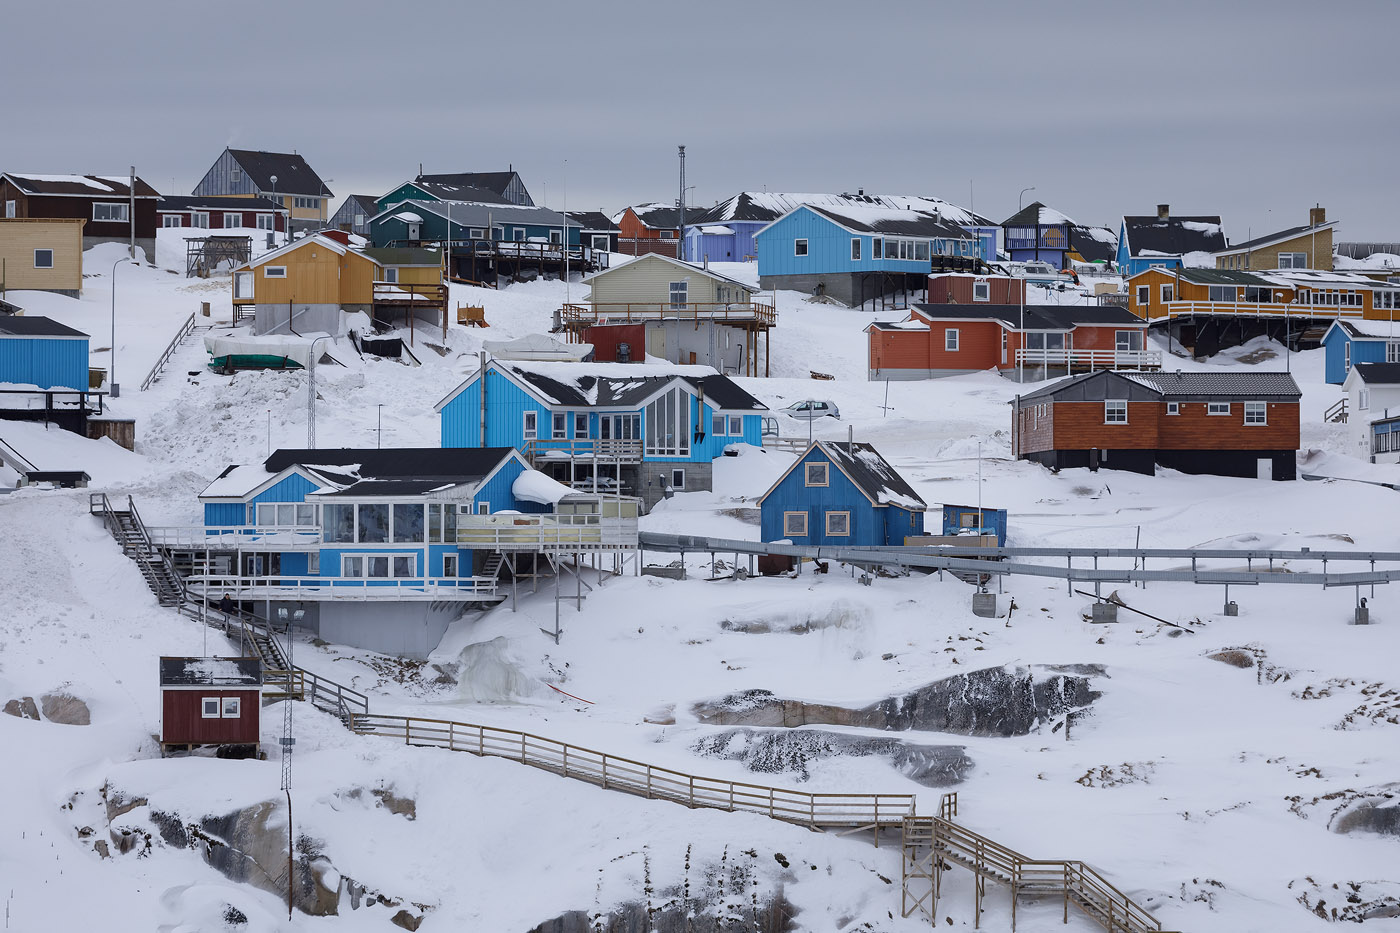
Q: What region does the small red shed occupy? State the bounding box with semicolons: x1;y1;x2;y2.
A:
584;323;647;362
159;656;263;754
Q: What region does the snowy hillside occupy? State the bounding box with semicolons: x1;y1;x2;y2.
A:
2;237;1398;932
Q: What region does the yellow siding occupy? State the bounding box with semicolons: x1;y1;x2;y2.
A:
1215;228;1333;272
339;252;378;303
392;265;445;287
586;254;752;306
0;219;85;292
252;242;344;304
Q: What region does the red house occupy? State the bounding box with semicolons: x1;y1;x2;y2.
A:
616;204;682;258
865;303;1156;381
926;273;1026;305
156;196;287;232
159;656;262;754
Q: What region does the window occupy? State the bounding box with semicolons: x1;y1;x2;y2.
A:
357;503;389;543
1345;342;1351;371
523;411;538;440
4;200;14;218
872;238;883;259
1137;286;1149;306
323;503;354;543
591;234;610;250
1277;252;1307;269
193;212;209;229
552;411;567;439
1104;400;1128;424
794;238;808;257
221;697;241;718
257;213;275;231
93;202;129;222
1166;402;1180;415
825;511;851;536
1243;286;1273;304
293;196;319;210
392;504;424;542
443;554;458;578
575;413;588;437
783;511;808;536
264;266;286;278
33;249;53;269
255;503;316;527
1359;387;1370;410
231;166;242;183
643;386;691;457
1244;401;1267;425
342;554;416;578
669;280;687;309
1208;402;1231;415
201;697;221;719
945;328;959;352
513;228;526;241
1207;285;1236;302
1388;342;1400;364
162;214;183;227
550;229;562;244
384;267;398;283
805;462;829;486
1115;330;1143;352
476;502;490;514
728;415;742;436
1161;284;1174;303
972;280;990;302
851;238;862;261
223;212;243;228
671;468;685;490
712;414;725;436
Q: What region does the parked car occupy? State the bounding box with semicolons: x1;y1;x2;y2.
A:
1005;260;1076;284
783;399;840;420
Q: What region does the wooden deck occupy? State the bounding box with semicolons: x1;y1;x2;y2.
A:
558;301;777;376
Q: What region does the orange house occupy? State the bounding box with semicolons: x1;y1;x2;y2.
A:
616;204;683;258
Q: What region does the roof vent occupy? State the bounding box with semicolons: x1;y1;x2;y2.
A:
1157;204;1170;221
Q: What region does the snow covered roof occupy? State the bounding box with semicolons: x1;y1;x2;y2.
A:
1327;319;1400;340
158;195;285;213
1121;214;1226;258
2;173;160;198
243;233;351;268
891;303;1144;331
482;333;593;362
698;225;735;236
404;180;509;205
1001;201;1079;228
1216;222;1337;255
760;441;926;511
686;191;996;228
415;171;524;201
800;205;974;239
159;656;262;687
200;448;525;501
376;199;578;230
503;361;767;411
582;252;754;292
1018;369;1301;403
1350;363;1400;386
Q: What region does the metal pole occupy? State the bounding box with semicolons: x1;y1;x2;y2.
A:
128;165;136;261
109;257;133;397
307;335;332;448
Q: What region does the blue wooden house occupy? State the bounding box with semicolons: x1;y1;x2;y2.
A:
374;178;510;214
758;441;926;546
1321;320;1400;384
1116;205;1226;277
940;504;1007;546
0;316;89;390
754;204;977;308
435;360;767;511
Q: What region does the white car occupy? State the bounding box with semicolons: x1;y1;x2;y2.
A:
783;399;840;420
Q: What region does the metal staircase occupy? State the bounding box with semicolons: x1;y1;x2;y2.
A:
92;494;186;606
1325;398;1348;423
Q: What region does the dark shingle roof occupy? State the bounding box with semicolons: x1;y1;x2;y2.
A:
263;447;516;483
630;204;687;230
820;441;927;510
507;365;766;411
1219;222;1335;254
1171;268;1274;286
358;247;441;266
1124;371;1301;399
158;195;284;212
1352;363;1400;385
159;656;262;687
226;149;331;197
807;206;972;240
566;211;618;232
1071;228;1118;264
906;303;1145;329
1122;215;1226;257
416;172;521;200
0;316;88;338
3;173;159;198
404;180;508;204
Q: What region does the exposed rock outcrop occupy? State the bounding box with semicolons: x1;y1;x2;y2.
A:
1288;783;1400;839
1291;877;1400;922
3;697;40;720
693;728;971;787
40;692;90;725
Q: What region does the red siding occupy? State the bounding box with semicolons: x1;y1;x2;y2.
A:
158;209;286;232
585;323;647;362
161;688;261;745
1071;324;1145;350
870;319;1004;373
926;274;1026;304
1;180;157;240
1028;400;1300;453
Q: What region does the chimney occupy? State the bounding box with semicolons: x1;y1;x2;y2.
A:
1310;205;1326;227
1157;204;1170;221
858;188;864;196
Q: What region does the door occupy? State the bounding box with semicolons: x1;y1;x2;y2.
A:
1000;330;1008;365
1257;458;1272;481
407;222;421;241
647;327;666;359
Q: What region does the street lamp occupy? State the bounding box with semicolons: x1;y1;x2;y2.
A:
1018;186;1037;212
270;174;280;245
109;257;135;397
306;335;334;448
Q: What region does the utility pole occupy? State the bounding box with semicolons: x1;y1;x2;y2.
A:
128;166;136;261
677;146;686;261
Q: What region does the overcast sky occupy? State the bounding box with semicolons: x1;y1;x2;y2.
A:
4;0;1397;241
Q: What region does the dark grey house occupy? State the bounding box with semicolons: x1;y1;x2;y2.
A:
193;148;333;233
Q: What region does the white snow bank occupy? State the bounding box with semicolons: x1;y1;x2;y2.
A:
512;469;575;505
0;419;146;485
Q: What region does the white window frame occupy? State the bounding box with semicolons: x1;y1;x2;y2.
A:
794;238;808;257
1345;342;1351;371
1388;341;1400;364
728;415;742;436
851;238;862;261
263;266;286;278
162;214;184;228
972;280;990;302
1136;286;1149;306
1207;402;1231;416
712;413;725;436
825;511;851;536
193;212;209;229
1166;401;1180;415
256;213;275;230
221;697;241;718
4;199;14;218
552;411;567;439
469;228;486;239
92;202;129;223
671;468;685;490
668;280;688;310
805;462;829;487
591;233;610;250
1244;401;1267;425
293;196;319;210
945;328;959;352
233;271;253;299
574;413;589;437
523;411;538;440
33;249;53;269
783;511;808;536
1277;252;1307;269
201;697;221;719
340;553;417;579
1104;400;1128;424
443;554;458;578
476;502;490;514
384;267;399;283
549;229;562;245
223;212;243;228
1161;284;1174;303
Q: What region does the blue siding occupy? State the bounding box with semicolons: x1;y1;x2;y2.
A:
372;210;577;249
759;446;924;547
683;220;766;264
441;369;552;449
754;207;969;279
473;456;548;514
1323;329;1389;384
941;504;1007;545
0;336;89;390
204;502;246;526
249;473;321;509
377;183;441;213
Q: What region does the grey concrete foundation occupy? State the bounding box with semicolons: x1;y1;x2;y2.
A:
972;592;997;618
316;601;467;659
869;368;980;381
1224;601;1239;617
1090;602;1118;624
1356;606;1370;625
84;235;154;265
638;459;713;512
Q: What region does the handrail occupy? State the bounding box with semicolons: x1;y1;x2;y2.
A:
141;311;197;391
560;301;777;327
350;712;914;830
523;437;644;463
182;574;501;601
1013;347;1161;367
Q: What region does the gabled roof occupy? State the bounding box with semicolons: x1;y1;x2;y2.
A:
225;149;331;197
434;360;767;414
2;173;159;198
566;211;617;232
1324;320;1400;342
759;441;926;511
686;191;996;228
245;233;351;268
394;179;508;205
0;316;88;338
625;203;687;230
1017;369;1300;403
1001;201;1078;228
158;195;285;213
1350;362;1400;385
1121;214;1226;257
159;656;262;687
1071;227;1118;263
358;247;441;266
262;447;517;481
1165;268;1276;286
416;172;524;200
1216;222;1336;256
582;252;753;291
891;303;1145;331
372;199;577;230
802;205;973;240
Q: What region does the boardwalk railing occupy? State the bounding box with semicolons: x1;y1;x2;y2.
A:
524;437;644;464
560;301;777;328
456;513;639;551
349;713;915;833
147;525;323;549
1158;300;1362;321
183;574;501;601
140;312;197;391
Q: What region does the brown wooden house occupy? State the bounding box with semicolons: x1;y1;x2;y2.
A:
616;204;682;258
159;656;262;754
926;273;1026;305
1012;370;1301;479
1;173;159;262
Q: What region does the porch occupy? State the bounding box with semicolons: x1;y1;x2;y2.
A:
181;574;502;602
557;301;776;376
1013;347;1162;371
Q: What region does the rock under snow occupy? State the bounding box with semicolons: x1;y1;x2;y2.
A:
693;727;972;787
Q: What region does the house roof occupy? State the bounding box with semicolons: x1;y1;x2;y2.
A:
0;316;88;338
566;211;618;232
358;247;441;266
1351;363;1400;385
625;203;687;230
2;173;159;198
244;233;350;268
1018;369;1300;402
686;191;996;228
416;172;523;200
1325;319;1400;341
1217;222;1336;255
262;447;518;482
159;656;262;687
892;303;1145;331
1071;227;1118;263
1122;214;1226;257
1001;201;1078;228
375;199;577;230
400;180;509;205
225;149;331;197
804;205;973;240
158;195;285;213
820;441;927;510
582;253;753;292
505;362;766;411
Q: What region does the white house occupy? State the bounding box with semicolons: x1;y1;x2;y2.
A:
1342;363;1400;461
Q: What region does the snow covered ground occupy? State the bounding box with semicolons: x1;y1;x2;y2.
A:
1;239;1397;931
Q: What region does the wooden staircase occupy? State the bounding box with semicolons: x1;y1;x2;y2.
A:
94;495;186;607
901;793;1174;932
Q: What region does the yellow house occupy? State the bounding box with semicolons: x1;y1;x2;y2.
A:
0;218;85;296
232;235;444;336
1214;207;1335;272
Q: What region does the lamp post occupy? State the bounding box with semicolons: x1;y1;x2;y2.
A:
270;175;279;245
1018;186;1036;212
307;335;334;448
109;257;135;397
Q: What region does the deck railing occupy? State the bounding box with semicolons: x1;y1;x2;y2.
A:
456;513;639;550
140;311;197;391
523;437;643;463
1158;300;1364;320
349;712;915;831
147;525;323;549
371;281;448;306
559;301;777;328
1014;347;1162;369
182;574;500;601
